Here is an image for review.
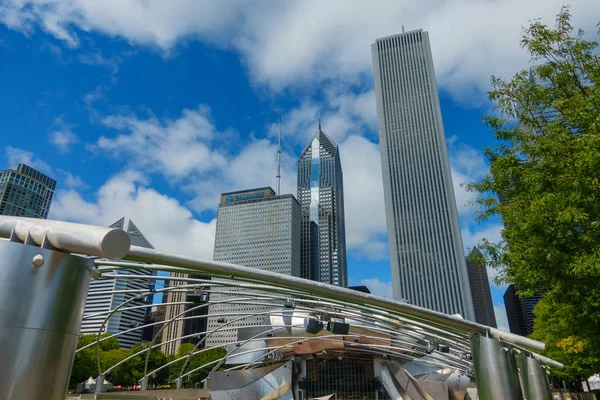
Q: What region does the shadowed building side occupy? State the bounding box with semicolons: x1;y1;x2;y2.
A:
466;247;496;327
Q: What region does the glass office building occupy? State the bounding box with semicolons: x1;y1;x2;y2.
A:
371;30;474;320
297;126;348;287
205;187;301;347
0;163;56;218
80;218;157;349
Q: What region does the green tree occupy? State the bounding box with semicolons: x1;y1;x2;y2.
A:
466;6;600;383
70;333;120;388
69;335;172;389
168;343;226;388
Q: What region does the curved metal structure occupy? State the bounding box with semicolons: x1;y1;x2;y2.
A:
0;216;560;400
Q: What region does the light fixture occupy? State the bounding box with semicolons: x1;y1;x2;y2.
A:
438;344;450;353
283;301;295;309
327;321;349;335
305;318;324;334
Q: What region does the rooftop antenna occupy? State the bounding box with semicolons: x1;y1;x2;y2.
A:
276;116;281;195
318;111;321;131
402;25;405;33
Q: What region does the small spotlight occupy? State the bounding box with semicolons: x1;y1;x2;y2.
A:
284;301;295;309
305;318;324;334
217;317;226;323
354;337;360;343
438;344;450;353
327;321;349;335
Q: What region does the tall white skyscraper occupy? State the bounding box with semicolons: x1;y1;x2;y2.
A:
371;29;474;320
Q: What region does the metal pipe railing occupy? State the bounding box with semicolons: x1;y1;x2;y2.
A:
0;217;561;368
0;216;130;259
124;245;547;354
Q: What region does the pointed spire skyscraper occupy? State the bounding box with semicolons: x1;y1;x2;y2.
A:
297;123;348;287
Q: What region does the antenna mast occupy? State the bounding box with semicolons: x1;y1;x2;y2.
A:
276;117;282;195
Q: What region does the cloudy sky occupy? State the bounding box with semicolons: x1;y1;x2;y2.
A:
1;0;597;330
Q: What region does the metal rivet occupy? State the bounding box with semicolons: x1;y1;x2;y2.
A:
32;254;44;268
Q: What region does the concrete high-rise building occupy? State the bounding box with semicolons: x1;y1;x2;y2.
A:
503;284;542;337
297;125;348;287
205;187;301;347
0;163;56;218
161;277;209;355
371;29;474;320
465;248;496;327
81;217;157;349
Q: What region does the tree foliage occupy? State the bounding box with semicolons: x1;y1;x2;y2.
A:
466;7;600;382
167;343;227;388
70;336;226;390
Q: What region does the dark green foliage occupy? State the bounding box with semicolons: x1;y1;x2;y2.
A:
466;7;600;383
70;336;226;390
167;343;227;388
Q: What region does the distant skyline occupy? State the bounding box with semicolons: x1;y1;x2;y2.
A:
1;1;596;331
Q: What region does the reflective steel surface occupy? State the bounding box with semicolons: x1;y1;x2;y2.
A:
471;334;523;400
0;240;91;400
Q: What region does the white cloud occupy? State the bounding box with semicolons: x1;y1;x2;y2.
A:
49;115;79;153
359;277;393;299
78;49;121;74
82;84;107;105
49;170;217;259
461;223;503;253
447;136;488;218
90;105;298;214
50;130;78;153
267;86;377;148
57;169;87;190
186;138;297;212
494;303;510;332
1;0;597;102
93;105;226;179
339;134;388;260
5;146;53;175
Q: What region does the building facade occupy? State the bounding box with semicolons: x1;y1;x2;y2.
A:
0;163;56;218
371;30;474;320
161;274;210;355
465;248;496;327
503;284;542;337
297;125;348;287
205;187;301;347
80;218;157;349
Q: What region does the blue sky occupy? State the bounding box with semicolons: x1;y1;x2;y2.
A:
1;0;598;331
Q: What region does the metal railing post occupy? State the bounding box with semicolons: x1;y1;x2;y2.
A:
470;333;523;400
517;353;552;400
0;239;93;400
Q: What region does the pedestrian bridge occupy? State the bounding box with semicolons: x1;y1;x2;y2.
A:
0;216;561;400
